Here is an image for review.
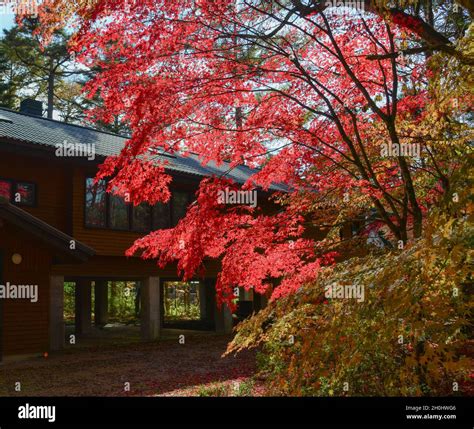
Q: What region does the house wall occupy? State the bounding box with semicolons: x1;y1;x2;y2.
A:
0;150;70;233
70;167;200;257
51;255;221;279
0;143;277;357
0;222;52;356
0;148;200;262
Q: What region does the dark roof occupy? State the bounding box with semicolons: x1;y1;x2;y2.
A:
0;107;287;192
0;199;95;262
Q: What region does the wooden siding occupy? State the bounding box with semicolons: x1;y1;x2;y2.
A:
71;167;206;257
0;145;285;276
72;167;149;256
52;255;221;279
0;151;70;233
0;222;52;356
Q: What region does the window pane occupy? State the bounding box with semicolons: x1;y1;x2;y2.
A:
132;203;151;232
0;180;11;201
109;194;129;230
14;182;35;206
171;191;190;226
152;201;170;230
85;178;107;227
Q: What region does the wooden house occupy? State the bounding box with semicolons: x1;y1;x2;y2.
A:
0;100;285;360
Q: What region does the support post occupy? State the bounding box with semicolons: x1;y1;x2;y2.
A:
94;280;108;327
198;282;207;320
215;303;233;334
49;275;65;351
75;279;92;337
141;277;161;341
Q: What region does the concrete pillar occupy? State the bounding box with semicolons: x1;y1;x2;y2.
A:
49;275;65;351
141;277;161;341
94;280;108;327
215;303;233;334
260;292;269;309
254;290;270;312
75;279;92;337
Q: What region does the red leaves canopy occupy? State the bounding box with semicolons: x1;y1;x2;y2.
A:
35;0;463;306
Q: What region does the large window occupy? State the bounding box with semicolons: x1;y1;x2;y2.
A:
171;191;191;227
132;202;152;232
152;201;170;230
85;178;107;227
0;178;36;207
85;177;193;232
109;194;129;230
0;179;12;201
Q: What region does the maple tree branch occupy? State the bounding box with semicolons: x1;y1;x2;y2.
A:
366;45;433;60
282;1;472;64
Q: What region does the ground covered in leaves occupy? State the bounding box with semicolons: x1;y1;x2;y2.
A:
0;334;262;397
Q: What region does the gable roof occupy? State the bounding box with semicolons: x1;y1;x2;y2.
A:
0;107;287;192
0;199;95;262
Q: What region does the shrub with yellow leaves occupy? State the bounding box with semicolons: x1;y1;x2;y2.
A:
228;162;473;396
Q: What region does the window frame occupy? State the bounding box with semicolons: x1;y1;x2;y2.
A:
108;193;131;231
84;176;194;233
131;202;153;233
0;177;37;207
84;177;108;229
152;200;171;231
170;190;193;227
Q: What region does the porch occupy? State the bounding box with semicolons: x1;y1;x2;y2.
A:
50;277;240;351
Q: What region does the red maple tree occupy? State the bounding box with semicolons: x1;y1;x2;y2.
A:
32;1;465;307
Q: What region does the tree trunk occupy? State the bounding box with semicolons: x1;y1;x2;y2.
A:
47;62;55;119
387;123;423;239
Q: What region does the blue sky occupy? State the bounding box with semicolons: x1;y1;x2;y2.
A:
0;13;15;32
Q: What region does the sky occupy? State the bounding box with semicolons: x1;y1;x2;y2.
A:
0;11;15;32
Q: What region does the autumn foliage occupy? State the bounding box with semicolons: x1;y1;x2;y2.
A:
27;1;471;311
22;0;473;397
228;166;473;395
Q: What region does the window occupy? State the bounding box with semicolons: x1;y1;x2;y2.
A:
0;179;11;201
132;203;152;232
14;182;36;206
85;177;193;232
0;178;36;206
153;201;171;230
171;191;191;226
85;178;107;228
109;194;129;230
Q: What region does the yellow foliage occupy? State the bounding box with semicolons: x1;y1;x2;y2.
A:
228;162;473;396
